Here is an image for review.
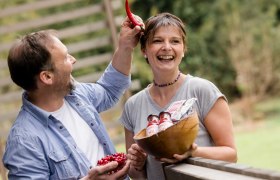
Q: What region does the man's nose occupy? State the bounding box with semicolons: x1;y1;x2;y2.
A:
70;55;76;64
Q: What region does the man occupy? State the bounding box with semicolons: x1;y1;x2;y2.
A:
2;17;143;179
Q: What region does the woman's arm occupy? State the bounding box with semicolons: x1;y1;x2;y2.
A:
192;97;237;162
159;97;237;164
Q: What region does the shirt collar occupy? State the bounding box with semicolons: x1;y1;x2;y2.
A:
22;92;53;127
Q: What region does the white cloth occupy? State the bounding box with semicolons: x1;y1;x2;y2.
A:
52;100;105;166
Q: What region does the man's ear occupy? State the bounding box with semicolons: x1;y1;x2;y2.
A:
39;71;53;85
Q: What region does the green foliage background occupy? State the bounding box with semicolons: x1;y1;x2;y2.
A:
130;0;280;101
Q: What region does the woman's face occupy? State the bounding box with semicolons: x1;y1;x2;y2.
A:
143;25;185;73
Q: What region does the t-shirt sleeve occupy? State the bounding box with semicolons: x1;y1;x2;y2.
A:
119;99;135;132
191;77;226;121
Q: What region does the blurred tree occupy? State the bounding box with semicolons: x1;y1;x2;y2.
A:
131;0;280;103
221;1;280;99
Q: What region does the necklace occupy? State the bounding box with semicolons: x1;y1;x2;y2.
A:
153;72;181;87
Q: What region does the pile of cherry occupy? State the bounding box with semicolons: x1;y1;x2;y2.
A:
97;152;127;174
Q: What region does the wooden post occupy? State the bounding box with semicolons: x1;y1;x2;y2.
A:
0;138;7;180
103;0;119;50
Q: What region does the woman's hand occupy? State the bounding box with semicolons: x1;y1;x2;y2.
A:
158;143;197;164
127;143;147;171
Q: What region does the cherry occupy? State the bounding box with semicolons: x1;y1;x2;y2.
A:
97;152;127;174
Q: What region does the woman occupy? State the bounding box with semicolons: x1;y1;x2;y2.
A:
119;12;237;180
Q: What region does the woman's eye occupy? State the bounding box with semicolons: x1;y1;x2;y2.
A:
152;39;162;43
172;40;180;44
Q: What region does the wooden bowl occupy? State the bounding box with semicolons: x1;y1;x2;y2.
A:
133;112;199;159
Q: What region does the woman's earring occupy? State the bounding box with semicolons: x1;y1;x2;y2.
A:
144;54;149;64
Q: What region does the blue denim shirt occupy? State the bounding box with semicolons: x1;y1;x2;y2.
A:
3;63;131;180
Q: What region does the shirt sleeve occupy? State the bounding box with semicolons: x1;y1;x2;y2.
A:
75;63;131;113
3;133;50;179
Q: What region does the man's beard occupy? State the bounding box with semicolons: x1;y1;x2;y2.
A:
68;75;76;92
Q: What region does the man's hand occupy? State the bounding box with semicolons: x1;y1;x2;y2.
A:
119;16;144;51
82;160;130;180
111;15;144;76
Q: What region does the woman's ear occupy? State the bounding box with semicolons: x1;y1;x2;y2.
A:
141;48;146;58
184;47;188;56
39;71;53;85
141;49;149;64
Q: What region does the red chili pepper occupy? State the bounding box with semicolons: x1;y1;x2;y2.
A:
125;0;143;27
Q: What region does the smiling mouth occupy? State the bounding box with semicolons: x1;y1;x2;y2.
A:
157;55;174;61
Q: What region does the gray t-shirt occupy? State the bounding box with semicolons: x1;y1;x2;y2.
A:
119;74;226;180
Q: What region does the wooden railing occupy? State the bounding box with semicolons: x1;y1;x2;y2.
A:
163;157;280;180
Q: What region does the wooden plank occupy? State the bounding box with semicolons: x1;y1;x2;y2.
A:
0;130;9;139
75;71;103;83
0;109;19;123
0;0;79;18
0;5;103;35
58;21;107;39
164;164;265;180
0;42;12;54
164;157;280;180
0;76;13;88
0;90;22;104
0;0;122;35
0;21;107;53
67;36;111;54
0;60;6;69
73;53;112;70
0;15;124;56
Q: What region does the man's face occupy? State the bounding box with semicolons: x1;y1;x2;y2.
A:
48;36;76;95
